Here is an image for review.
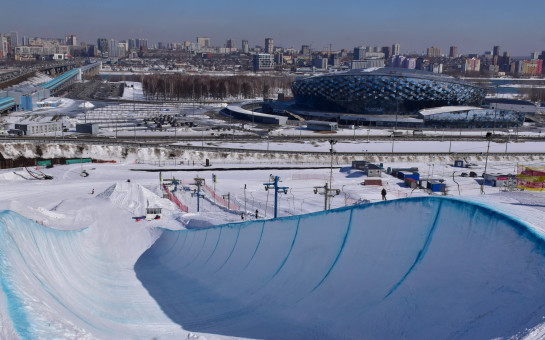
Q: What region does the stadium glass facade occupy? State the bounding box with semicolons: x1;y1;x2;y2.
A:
291;68;487;115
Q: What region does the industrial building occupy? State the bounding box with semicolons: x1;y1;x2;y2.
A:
76;123;99;135
351;161;382;177
14;122;62;136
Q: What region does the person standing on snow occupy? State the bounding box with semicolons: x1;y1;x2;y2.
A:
381;188;387;200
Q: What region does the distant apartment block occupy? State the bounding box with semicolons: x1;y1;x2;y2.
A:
197;37;210;48
449;46;458;58
463;58;481;73
265;38;274;54
427;46;442;58
253;53;275;71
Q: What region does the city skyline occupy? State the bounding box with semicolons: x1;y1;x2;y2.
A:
2;0;545;55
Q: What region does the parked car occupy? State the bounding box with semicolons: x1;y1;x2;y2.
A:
469;171;478;178
461;172;469;177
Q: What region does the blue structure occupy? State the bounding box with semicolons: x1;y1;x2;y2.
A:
454;160;464;168
263;175;289;218
427;180;446;192
398;171;420;181
291;68;486;115
39;69;80;93
0;96;15;112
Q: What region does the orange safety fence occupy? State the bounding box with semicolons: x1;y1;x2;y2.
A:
162;184;189;212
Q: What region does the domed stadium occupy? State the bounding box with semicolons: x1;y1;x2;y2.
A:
291;68;487;115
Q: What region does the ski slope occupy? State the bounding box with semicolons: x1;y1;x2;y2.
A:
2;193;545;339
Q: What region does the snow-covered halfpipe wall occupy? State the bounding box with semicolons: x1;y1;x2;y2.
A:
136;197;545;339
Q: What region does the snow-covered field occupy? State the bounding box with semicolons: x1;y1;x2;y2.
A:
2;77;545;338
1;147;545;338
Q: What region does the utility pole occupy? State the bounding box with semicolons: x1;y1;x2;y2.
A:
263;175;289;219
314;183;340;210
192;177;205;212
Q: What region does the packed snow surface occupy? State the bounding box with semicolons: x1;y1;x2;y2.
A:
2;191;545;338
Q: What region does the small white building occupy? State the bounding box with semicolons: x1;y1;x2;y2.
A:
145;207;162;221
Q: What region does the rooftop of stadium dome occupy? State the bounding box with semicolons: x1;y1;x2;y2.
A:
297;67;482;88
419;106;484;116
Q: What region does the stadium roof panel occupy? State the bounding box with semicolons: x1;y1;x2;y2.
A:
419;106;483;116
302;67;481;88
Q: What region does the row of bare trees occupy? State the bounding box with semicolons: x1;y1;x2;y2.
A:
141;74;294;101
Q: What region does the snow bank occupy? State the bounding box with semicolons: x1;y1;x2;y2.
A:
136;197;545;339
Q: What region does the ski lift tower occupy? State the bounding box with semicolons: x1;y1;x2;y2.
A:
263;175;289;219
192;177;206;212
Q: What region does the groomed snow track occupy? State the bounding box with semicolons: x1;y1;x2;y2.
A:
2;197;545;339
136;197;545;339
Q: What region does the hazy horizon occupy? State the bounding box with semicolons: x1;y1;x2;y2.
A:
3;0;545;56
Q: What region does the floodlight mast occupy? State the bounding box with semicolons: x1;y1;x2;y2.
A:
480;132;493;194
263;175;289;219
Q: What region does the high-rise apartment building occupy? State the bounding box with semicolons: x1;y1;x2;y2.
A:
118;42;128;57
265;38;274;54
0;35;8;59
225;39;233;49
392;43;400;56
449;46;458;58
97;38;108;54
253;53;275;71
9;31;18;47
22;36;29;46
109;39;118;57
381;46;392;59
426;46;442;58
242;40;249;53
128;39;136;50
137;39;148;50
354;46;366;60
197;37;210;48
65;35;77;46
493;45;500;56
301;45;310;55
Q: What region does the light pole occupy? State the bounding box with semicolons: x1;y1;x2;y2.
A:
480;132;492;194
328;139;337;190
263;175;289;219
313;183;340;210
192;177;205;212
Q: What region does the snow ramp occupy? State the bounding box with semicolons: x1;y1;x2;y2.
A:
135;197;545;339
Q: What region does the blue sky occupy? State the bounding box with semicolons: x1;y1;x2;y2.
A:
3;0;545;56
